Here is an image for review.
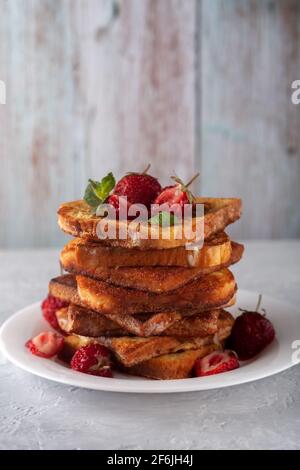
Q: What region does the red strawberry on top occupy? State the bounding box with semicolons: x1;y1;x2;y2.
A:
154;173;199;217
70;344;113;378
194;350;239;377
113;164;161;210
26;331;64;358
41;295;68;331
227;295;275;360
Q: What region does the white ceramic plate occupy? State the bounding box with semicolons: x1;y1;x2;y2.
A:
0;289;299;393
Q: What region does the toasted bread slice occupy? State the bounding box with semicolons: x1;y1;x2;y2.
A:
57;198;241;249
126;345;219;380
61;231;231;269
61;238;243;293
56;304;223;338
59;313;233;367
76;268;237;315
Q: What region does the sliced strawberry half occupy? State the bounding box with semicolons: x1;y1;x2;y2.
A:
155;184;189;205
194;350;239;377
26;331;64;358
154;174;199;217
70;344;113;378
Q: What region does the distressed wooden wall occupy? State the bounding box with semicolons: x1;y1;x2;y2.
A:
0;0;299;247
200;0;300;240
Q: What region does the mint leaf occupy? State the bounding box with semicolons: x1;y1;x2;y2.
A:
148;211;178;227
84;182;101;210
91;172;115;200
84;172;115;212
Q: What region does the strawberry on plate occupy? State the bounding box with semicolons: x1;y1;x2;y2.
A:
227;295;275;360
70;344;113;378
41;295;68;331
26;331;64;358
194;350;239;377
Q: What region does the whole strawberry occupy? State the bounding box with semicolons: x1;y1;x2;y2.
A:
113;165;161;210
227;296;275;360
70;344;113;377
41;295;68;331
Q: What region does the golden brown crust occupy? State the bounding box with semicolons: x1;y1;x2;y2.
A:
126;345;219;380
76;268;237;315
57;198;242;249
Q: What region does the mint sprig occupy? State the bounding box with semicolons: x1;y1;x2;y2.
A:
84;172;115;212
148;211;178;227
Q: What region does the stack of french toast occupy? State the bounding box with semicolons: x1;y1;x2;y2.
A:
49;179;243;379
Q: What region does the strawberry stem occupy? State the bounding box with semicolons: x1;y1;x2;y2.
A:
142;163;151;174
185;172;200;188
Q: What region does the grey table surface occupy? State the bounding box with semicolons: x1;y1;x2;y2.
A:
0;240;300;450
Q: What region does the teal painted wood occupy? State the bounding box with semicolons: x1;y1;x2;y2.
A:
200;0;300;239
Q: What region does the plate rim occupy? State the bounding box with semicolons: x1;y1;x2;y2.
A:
0;290;299;394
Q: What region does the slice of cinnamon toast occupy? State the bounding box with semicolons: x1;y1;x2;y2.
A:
76;268;237;315
57;198;241;249
56;304;222;338
61;231;232;269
